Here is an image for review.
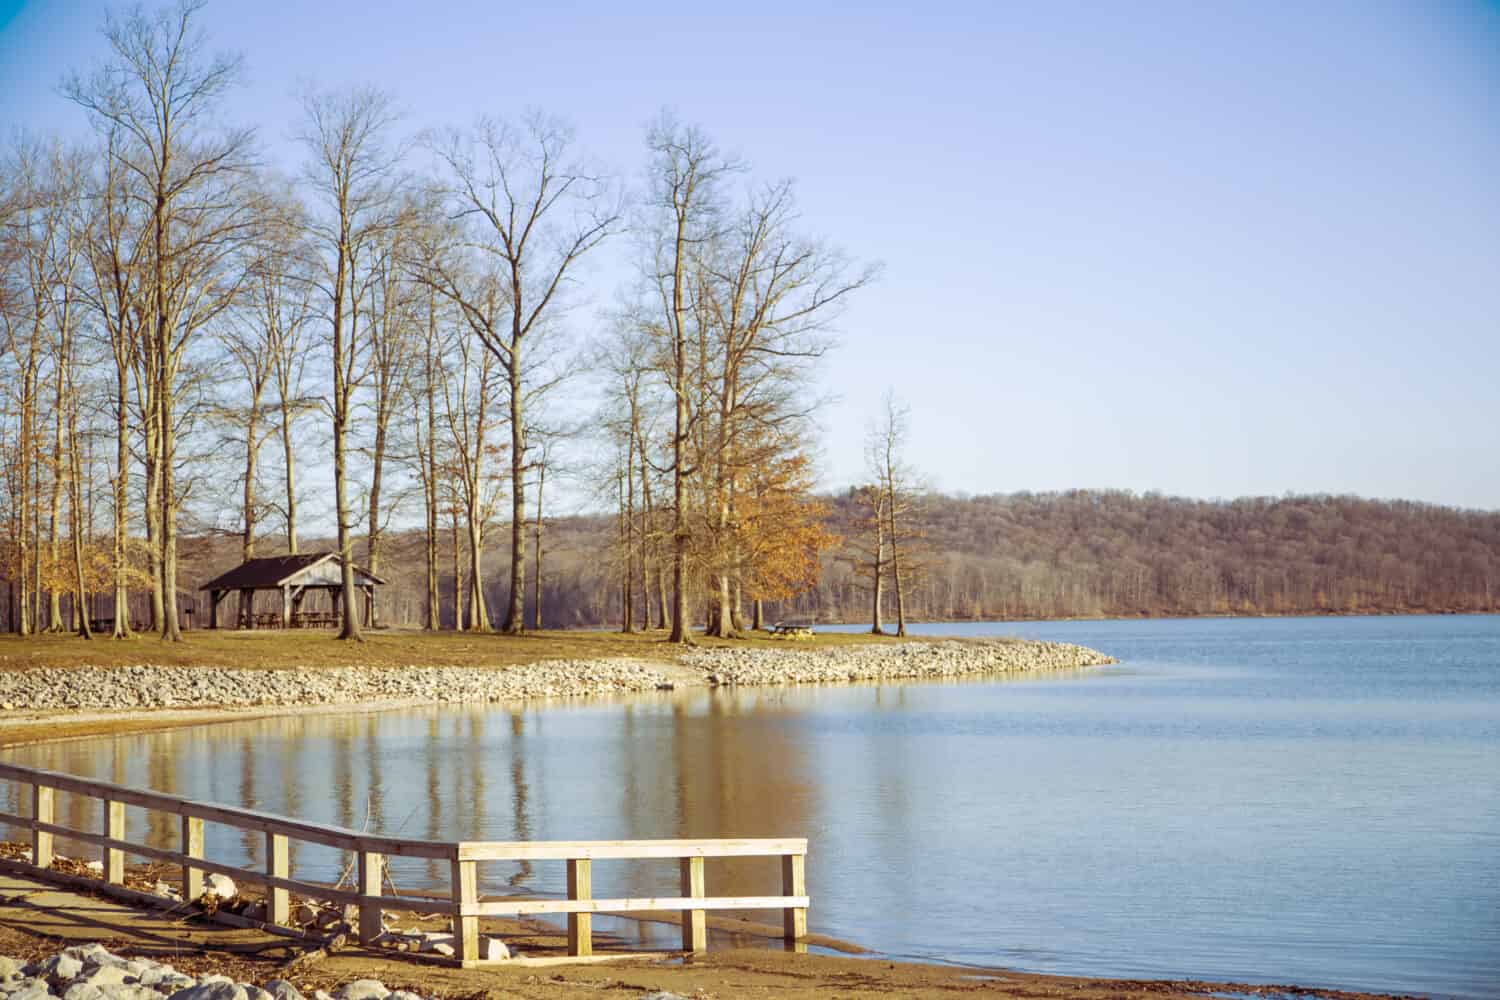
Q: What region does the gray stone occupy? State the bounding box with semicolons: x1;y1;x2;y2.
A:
311;992;333;1000
427;943;453;958
58;950;118;971
240;985;272;1000
134;968;185;990
167;982;246;1000
386;993;422;1000
331;982;386;1000
35;957;83;984
75;969;129;990
98;987;163;1000
261;980;303;1000
0;958;22;981
8;982;54;1000
60;985;103;1000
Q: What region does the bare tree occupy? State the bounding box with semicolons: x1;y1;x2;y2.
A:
641;116;737;643
65;0;258;641
299;86;402;641
81;123;148;638
869;389;917;636
423;113;619;633
697;180;871;636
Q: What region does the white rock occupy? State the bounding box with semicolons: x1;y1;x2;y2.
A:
480;938;509;961
167;982;246;1000
98;987;164;1000
205;874;236;900
73;969;128;989
331;983;387;1000
83;861;104;875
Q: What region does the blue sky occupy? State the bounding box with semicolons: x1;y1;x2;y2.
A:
2;1;1497;509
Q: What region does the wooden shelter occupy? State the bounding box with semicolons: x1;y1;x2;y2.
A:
200;552;385;630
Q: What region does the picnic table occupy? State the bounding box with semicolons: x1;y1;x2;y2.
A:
769;621;816;639
291;611;337;629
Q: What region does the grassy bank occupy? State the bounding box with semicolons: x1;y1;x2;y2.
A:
0;627;901;673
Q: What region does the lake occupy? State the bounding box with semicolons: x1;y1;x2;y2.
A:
4;615;1498;998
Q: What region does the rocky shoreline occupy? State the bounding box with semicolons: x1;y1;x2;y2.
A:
0;945;696;1000
682;638;1114;685
0;638;1114;715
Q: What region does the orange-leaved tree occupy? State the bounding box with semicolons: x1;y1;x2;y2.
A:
736;451;837;630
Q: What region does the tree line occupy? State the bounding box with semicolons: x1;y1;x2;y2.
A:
0;0;868;641
49;488;1488;634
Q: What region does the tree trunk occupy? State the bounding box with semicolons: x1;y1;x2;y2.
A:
502;362;525;633
111;362;131;638
871;493;886;635
332;242;362;642
143;423;163;632
159;365;183;641
466;499;488;631
889;503;907;636
240;402;259;628
45;360;65;632
366;415;385;628
280;396;298;554
451;509;464;631
533;458;545;631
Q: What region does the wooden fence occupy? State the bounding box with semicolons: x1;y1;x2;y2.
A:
0;761;809;965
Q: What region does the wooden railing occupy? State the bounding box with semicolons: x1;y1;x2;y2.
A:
0;762;808;965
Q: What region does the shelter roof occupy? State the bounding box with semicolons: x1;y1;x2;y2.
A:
200;552;386;591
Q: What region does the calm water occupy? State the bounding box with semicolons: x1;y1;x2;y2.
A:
3;615;1498;998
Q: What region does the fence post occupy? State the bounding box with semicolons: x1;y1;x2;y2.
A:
450;851;478;965
266;832;289;925
781;852;807;944
357;849;384;943
679;856;706;953
102;799;125;884
31;784;53;869
181;815;204;901
566;858;592;957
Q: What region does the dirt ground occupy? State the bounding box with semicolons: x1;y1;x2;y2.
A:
0;868;1408;1000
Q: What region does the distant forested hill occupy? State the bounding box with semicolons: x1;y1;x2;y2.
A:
175;490;1500;629
784;490;1500;622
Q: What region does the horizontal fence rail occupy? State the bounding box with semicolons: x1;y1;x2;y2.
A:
0;761;808;964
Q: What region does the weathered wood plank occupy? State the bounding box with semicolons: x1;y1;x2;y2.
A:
0;763;453;859
103;800;125;884
181;815;204;901
457;838;807;861
680;856;706;953
32;786;53;869
266;832;289;925
358;851;383;943
470;895;808;916
451;858;478;964
782;853;807;942
566;858;592;957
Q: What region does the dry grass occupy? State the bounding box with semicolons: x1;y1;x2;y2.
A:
0;626;902;672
